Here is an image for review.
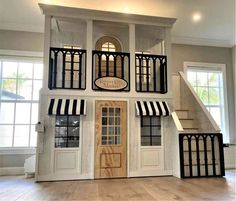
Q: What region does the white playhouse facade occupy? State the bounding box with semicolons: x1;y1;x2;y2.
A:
35;4;225;181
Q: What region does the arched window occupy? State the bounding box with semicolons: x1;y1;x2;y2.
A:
95;36;122;77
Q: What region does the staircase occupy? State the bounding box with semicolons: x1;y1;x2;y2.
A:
175;110;198;133
172;72;225;178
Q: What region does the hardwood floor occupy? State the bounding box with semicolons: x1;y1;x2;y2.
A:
0;170;235;201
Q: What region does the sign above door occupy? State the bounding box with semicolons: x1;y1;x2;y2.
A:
94;76;128;91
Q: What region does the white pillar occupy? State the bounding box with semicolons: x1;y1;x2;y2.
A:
129;23;136;93
42;15;51;90
164;27;172;96
86;20;93;93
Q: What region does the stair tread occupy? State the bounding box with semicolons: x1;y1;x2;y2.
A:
176;109;189;112
179;118;194;120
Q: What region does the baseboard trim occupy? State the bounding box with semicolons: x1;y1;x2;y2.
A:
225;165;236;169
0;167;24;176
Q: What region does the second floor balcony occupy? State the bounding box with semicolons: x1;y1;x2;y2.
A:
48;47;167;94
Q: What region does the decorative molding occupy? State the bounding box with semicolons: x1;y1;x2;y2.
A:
172;35;234;48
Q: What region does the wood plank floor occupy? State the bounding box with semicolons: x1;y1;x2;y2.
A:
0;170;235;201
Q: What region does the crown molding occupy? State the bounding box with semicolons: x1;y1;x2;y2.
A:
172;35;235;48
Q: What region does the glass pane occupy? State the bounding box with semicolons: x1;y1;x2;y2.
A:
102;117;107;125
30;125;37;147
115;108;120;116
142;116;151;126
0;125;13;147
68;127;79;137
68;116;80;126
56;116;67;126
2;62;17;78
0;102;15;124
151;117;161;126
33;64;43;79
67;139;79;147
208;73;219;87
33;80;42;100
109;117;114;125
152;127;161;135
108;108;114;116
14;125;30;147
197;72;208;86
1;78;17;100
209;88;220;105
18;63;33;79
209;107;221;127
196;87;208;104
108;126;114;135
141;137;150;146
55;127;67;137
152;136;161;146
31;103;39;124
15;103;31;124
55;138;67;148
141;127;150;136
187;71;197;86
102;127;107;136
17;79;33;100
102;108;107;116
115;126;120;135
115;117;120;125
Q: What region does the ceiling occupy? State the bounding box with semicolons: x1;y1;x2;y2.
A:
0;0;235;47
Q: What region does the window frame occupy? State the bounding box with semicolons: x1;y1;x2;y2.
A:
54;115;81;149
140;116;162;147
0;55;43;150
184;61;229;143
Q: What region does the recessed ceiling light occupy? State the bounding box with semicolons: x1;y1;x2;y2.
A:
123;6;130;14
192;13;202;22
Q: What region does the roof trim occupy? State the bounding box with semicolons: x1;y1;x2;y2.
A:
38;3;176;27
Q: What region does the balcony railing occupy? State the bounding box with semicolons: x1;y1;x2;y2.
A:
179;133;225;178
92;50;130;91
49;47;86;90
135;54;167;93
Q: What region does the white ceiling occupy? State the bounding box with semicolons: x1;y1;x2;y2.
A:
0;0;235;47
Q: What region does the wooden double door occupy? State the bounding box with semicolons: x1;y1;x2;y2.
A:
95;100;127;179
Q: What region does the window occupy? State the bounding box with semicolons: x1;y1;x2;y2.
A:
136;52;151;84
63;45;82;84
141;116;161;146
55;116;80;148
101;107;121;145
0;59;43;147
185;62;229;142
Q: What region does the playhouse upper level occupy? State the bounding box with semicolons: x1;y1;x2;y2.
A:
39;4;176;98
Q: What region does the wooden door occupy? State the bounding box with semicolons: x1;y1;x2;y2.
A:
95;100;127;179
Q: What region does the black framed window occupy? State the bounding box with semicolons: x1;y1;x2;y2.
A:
141;116;161;146
55;116;80;148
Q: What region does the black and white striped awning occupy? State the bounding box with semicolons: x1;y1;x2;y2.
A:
48;99;86;115
135;101;170;116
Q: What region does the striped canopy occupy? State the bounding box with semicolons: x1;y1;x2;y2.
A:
48;99;86;115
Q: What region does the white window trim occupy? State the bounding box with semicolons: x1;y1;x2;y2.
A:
0;51;43;151
183;61;229;143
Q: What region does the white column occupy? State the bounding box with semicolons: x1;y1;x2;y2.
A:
129;23;136;93
86;20;93;93
233;45;236;143
42;15;51;90
164;27;172;96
